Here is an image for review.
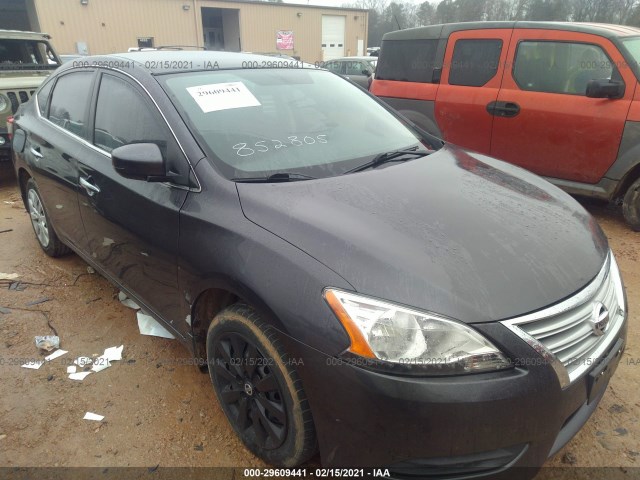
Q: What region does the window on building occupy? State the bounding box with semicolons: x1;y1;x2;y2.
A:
513;41;617;95
449;39;502;87
93;74;166;155
48;72;93;138
137;37;154;49
375;39;440;83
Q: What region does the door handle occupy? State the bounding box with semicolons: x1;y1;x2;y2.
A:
486;101;521;118
29;147;43;159
80;176;100;196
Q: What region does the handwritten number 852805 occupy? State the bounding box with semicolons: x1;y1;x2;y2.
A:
233;135;328;157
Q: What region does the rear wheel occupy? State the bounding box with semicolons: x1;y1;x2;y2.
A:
26;179;71;257
206;303;317;466
623;177;640;232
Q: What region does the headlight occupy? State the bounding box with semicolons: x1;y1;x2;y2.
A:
610;252;626;313
0;94;8;113
324;288;512;374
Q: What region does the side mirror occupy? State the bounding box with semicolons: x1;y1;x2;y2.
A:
112;143;166;182
586;79;625;99
362;69;372;77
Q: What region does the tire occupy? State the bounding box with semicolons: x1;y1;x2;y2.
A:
26;178;71;257
206;303;317;467
623;177;640;232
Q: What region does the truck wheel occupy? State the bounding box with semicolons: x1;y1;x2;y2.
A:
26;178;71;257
623;177;640;232
206;303;317;466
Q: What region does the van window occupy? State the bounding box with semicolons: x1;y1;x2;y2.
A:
449;39;502;87
376;39;439;83
513;41;615;95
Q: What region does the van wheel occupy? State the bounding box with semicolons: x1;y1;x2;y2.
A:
26;179;71;257
206;303;317;466
623;177;640;232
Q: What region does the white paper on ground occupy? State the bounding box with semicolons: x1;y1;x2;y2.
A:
91;356;111;373
103;345;123;361
137;311;175;339
69;371;92;381
186;82;261;113
83;412;104;421
118;291;140;310
45;349;68;362
0;273;20;280
21;360;44;369
67;365;77;374
74;356;93;367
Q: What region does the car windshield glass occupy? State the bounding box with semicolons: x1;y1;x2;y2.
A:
160;68;423;179
621;37;640;71
0;39;60;69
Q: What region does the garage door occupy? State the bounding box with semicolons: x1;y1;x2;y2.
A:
322;15;345;60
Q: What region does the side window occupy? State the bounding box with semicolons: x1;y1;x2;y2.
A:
325;61;343;74
48;72;93;137
376;39;440;83
449;39;502;87
345;61;367;76
36;78;54;116
513;41;616;95
93;74;166;156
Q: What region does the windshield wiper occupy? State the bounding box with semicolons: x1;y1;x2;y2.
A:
344;147;431;174
232;172;317;183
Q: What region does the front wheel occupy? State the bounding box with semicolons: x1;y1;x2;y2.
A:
26;178;71;257
206;303;317;466
623;177;640;232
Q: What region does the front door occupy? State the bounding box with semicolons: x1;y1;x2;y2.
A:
490;30;634;183
77;72;189;336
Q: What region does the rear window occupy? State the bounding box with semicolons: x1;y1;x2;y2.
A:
376;39;440;83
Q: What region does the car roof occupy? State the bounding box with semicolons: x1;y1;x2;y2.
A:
383;21;640;41
63;51;307;75
332;56;376;61
0;29;52;40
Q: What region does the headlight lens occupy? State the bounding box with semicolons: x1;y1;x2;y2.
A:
324;288;512;374
610;252;626;313
0;94;8;113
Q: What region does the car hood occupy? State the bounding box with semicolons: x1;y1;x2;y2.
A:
237;145;609;323
0;71;51;90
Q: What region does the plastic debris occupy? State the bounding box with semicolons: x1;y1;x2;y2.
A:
26;297;52;306
74;356;93;367
21;360;44;370
83;412;104;421
87;266;95;274
67;365;77;374
45;349;67;362
35;335;60;352
8;282;26;291
103;345;123;362
69;372;92;381
118;291;140;310
0;273;19;280
91;356;111;373
137;311;175;339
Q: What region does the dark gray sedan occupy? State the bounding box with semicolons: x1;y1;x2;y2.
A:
11;51;627;478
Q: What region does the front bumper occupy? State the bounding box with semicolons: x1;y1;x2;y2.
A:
0;126;10;162
288;317;626;479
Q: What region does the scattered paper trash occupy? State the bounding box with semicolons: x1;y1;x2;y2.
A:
103;345;123;362
118;291;140;310
45;349;68;362
74;356;93;367
69;372;92;381
137;311;175;339
35;335;60;352
21;360;44;370
83;412;104;421
0;273;20;280
67;365;77;374
91;356;111;373
87;266;95;274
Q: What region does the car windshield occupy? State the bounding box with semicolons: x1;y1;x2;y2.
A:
0;39;60;70
160;68;424;180
621;37;640;71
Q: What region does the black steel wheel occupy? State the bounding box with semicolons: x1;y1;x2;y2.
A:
206;303;317;466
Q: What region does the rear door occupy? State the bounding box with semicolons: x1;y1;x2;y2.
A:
490;30;634;183
77;71;190;335
435;29;513;154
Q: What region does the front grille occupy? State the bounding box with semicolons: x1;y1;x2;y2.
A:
502;252;625;386
5;90;33;114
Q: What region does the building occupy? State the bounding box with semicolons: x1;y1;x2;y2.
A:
0;0;368;62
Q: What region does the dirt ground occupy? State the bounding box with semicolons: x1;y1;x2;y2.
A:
0;171;638;479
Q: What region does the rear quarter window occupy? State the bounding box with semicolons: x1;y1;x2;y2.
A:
376;39;440;83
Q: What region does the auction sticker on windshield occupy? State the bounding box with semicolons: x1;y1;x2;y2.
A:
186;82;261;113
